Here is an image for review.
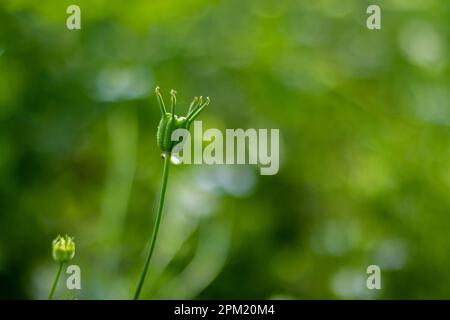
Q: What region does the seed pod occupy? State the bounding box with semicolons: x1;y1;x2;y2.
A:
155;87;210;153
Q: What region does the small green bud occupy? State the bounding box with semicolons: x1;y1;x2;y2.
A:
52;235;75;263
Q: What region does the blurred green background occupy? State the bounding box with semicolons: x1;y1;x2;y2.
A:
0;0;449;299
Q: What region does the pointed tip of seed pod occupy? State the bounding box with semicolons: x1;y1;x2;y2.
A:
170;89;177;95
206;97;210;104
155;86;160;94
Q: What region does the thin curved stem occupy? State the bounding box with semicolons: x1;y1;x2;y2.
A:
48;262;64;300
134;153;171;300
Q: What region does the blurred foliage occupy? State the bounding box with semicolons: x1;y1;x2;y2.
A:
0;0;449;299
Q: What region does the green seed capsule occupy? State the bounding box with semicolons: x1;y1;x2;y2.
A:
155;87;209;153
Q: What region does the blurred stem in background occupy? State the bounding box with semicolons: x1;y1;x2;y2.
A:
99;109;138;275
134;152;171;300
156;215;232;299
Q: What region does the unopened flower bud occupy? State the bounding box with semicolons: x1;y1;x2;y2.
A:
52;235;75;263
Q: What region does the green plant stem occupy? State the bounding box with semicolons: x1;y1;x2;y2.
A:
134;152;171;300
48;262;64;300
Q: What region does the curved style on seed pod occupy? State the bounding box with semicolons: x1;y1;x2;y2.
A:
156;86;210;153
133;87;210;300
